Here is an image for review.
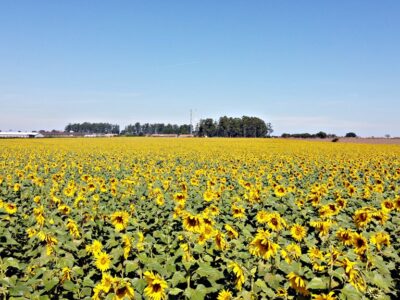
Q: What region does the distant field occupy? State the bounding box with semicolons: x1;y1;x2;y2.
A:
0;138;399;299
336;137;400;145
283;137;400;145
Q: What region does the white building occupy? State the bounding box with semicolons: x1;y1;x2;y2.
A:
0;132;44;138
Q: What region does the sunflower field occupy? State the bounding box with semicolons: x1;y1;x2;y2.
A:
0;138;399;300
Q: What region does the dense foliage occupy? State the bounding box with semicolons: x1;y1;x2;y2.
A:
197;116;272;137
0;138;399;299
122;123;192;136
65;123;120;134
281;132;337;139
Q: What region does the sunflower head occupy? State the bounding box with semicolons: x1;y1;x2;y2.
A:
95;251;111;272
144;271;168;300
111;211;130;231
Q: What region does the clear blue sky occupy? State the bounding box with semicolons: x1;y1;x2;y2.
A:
1;1;399;136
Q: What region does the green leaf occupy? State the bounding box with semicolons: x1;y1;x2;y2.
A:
307;277;329;290
44;277;59;292
371;273;392;292
9;282;31;297
81;287;92;297
62;280;77;292
169;288;183;296
339;284;362;300
82;276;95;287
184;285;207;300
255;278;274;296
4;257;20;269
132;278;147;293
263;273;284;290
195;262;224;281
170;271;186;287
125;261;139;274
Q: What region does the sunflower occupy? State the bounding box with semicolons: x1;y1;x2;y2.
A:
231;204;245;219
13;183;21;192
224;224;238;239
394;196;400;211
137;232;145;252
276;288;288;298
5;203;17;214
86;240;103;256
111;211;130;231
203;190;214;202
249;229;279;259
287;272;309;296
371;210;389;225
215;231;228;251
66;218;80;239
122;235;132;259
144;271;168;300
267;212;287;231
173;192;187;205
180;243;192;262
155;194;164;206
256;210;269;224
381;200;395;213
370;232;390;251
307;246;325;271
310;220;332;237
336;228;354;246
312;292;336;300
340;258;365;291
198;224;215;245
228;262;245;291
353;208;372;228
60;267;72;283
290;224;307;241
336;198;347;209
26;227;37;238
113;280;135;300
206;204;220;216
217;289;232;300
319;203;339;218
100;272;115;293
352;233;368;255
274;185;287;197
95;251;111;272
281;243;301;263
182;212;204;233
58;204;71;215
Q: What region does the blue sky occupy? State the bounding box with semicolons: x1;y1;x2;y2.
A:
1;1;399;136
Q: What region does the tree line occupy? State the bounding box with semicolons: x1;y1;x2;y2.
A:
281;132;337;139
197;116;273;137
280;132;359;139
65;123;120;134
64;116;273;137
121;123;192;136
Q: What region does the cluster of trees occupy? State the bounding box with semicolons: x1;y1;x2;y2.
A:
281;132;337;139
64;116;272;137
65;123;120;134
197;116;273;137
281;132;359;139
345;132;357;138
121;123;192;136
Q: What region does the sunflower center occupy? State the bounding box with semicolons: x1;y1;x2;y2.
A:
101;257;108;264
356;238;365;247
153;283;161;292
116;287;127;297
188;217;198;226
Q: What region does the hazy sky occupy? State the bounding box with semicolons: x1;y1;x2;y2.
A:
1;1;399;136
